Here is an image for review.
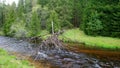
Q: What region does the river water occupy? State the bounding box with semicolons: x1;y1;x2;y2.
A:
0;36;120;68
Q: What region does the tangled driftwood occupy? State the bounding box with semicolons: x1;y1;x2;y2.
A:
38;33;64;51
31;31;65;60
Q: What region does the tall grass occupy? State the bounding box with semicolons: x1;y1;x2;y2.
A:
60;28;120;50
0;49;34;68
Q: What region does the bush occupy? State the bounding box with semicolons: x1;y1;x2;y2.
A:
10;20;29;37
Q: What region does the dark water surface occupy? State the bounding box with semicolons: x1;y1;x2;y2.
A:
0;36;120;68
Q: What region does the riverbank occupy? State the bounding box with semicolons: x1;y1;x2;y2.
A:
60;28;120;51
65;43;120;61
0;49;34;68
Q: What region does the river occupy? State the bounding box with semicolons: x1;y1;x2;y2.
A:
0;36;120;68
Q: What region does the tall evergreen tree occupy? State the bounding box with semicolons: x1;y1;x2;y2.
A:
24;0;32;13
0;1;5;28
0;4;3;27
47;10;60;33
30;11;41;36
17;0;25;17
3;3;16;36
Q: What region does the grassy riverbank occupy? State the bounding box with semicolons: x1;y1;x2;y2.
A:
60;28;120;50
0;49;34;68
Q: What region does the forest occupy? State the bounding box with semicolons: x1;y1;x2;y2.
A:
0;0;119;38
0;0;120;68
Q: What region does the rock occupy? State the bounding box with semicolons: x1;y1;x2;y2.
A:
63;58;74;62
76;61;81;63
56;61;62;65
114;67;120;68
79;59;88;64
55;55;60;59
61;62;73;68
81;64;93;68
88;59;96;64
37;52;48;58
84;58;89;60
99;62;111;68
91;58;99;63
47;57;54;60
72;64;81;68
95;64;101;68
75;55;80;59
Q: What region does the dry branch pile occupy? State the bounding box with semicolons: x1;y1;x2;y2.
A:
38;33;64;51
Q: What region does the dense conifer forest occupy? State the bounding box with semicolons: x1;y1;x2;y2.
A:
0;0;119;38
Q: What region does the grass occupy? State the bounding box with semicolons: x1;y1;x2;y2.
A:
37;30;50;40
60;28;120;50
0;49;34;68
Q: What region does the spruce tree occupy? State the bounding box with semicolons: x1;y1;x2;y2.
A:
30;11;41;36
3;3;16;36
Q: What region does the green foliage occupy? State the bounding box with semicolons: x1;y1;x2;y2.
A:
10;20;29;38
84;11;103;36
3;5;16;36
0;5;4;27
81;0;120;38
37;0;74;32
47;10;61;33
72;0;83;27
0;0;120;38
37;0;48;7
98;4;120;37
30;11;41;36
46;0;74;28
24;0;32;13
17;0;25;17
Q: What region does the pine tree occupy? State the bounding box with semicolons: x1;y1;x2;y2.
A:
3;3;16;36
47;10;60;33
24;0;32;13
30;11;41;36
0;4;3;27
17;0;25;17
47;0;73;28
